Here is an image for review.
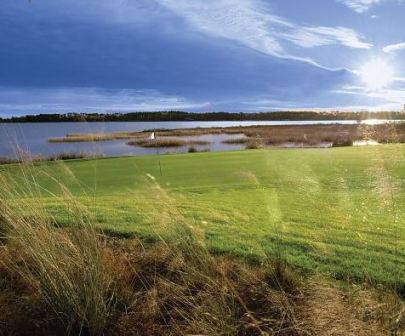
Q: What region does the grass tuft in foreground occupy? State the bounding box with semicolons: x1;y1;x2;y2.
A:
0;172;114;335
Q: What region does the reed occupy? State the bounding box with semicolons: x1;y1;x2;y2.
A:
0;169;114;335
0;152;102;165
128;138;210;148
221;137;249;144
48;132;145;143
47;123;405;148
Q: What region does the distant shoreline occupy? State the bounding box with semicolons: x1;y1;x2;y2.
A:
1;111;405;123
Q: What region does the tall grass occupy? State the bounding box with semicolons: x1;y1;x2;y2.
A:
0;169;114;335
48;132;145;143
128;138;210;148
0;167;302;335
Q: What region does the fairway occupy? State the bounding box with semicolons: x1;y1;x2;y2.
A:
3;145;405;288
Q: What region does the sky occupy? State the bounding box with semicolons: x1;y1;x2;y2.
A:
1;0;405;116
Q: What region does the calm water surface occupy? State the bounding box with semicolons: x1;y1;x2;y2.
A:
0;120;400;158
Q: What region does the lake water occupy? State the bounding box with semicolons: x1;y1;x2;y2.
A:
0;120;401;158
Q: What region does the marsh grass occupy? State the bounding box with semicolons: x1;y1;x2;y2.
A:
246;139;264;149
48;132;146;143
49;124;405;150
0;152;102;165
221;136;264;148
127;138;210;148
156;124;405;146
221;137;249;144
128;138;186;148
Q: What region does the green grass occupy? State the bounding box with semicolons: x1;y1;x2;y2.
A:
2;145;404;289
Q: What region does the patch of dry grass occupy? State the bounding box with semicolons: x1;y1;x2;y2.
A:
222;137;249;145
156;128;224;136
297;281;404;335
0;152;102;165
48;132;146;143
0;172;114;335
128;138;186;148
1;230;402;335
127;138;210;148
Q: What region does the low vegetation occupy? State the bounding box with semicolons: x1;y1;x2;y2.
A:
48;132;146;143
127;138;210;148
237;123;405;147
48;123;405;150
246;139;264;149
222;137;250;145
0;152;101;165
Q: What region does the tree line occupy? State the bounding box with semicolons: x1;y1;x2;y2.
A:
1;111;404;122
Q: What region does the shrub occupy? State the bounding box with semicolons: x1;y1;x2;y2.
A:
246;140;263;149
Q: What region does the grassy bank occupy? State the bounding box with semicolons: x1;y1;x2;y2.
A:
1;145;404;292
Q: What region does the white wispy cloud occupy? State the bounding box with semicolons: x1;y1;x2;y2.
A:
158;0;285;56
0;87;205;114
280;26;371;49
157;0;372;67
337;0;383;13
383;42;405;54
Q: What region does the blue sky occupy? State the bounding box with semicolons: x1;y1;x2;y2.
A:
1;0;405;116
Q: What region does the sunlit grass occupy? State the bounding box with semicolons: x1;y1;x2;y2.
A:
1;145;404;290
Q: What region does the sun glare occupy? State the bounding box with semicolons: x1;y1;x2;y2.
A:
359;58;394;91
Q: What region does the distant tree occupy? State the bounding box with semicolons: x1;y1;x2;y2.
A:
1;111;404;123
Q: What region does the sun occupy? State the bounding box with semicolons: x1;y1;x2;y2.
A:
359;58;394;91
